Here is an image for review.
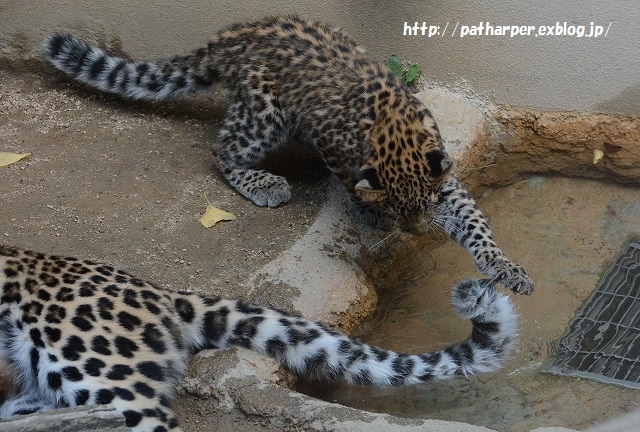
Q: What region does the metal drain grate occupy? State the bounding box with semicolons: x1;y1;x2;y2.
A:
544;242;640;389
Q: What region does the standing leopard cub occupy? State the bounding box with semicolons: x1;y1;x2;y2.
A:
44;15;448;215
44;16;534;295
0;245;517;431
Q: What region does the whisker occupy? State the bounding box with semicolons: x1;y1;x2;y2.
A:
367;228;402;252
433;216;466;238
433;214;464;225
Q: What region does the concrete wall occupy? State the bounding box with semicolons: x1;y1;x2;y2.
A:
1;0;638;115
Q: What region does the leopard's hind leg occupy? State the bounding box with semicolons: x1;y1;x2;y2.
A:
213;66;290;207
0;392;57;418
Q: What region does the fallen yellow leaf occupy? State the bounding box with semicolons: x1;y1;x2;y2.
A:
593;149;604;165
200;194;236;228
0;152;30;167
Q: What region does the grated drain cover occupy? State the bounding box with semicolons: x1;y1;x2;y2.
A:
543;242;640;389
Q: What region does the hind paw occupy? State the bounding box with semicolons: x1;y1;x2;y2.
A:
0;395;56;418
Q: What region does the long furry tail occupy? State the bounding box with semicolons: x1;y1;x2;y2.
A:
180;278;517;385
43;33;216;100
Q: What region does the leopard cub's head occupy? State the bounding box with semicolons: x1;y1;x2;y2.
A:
355;95;452;234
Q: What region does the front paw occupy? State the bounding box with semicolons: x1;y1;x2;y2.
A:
229;169;292;208
249;176;292;208
485;258;534;295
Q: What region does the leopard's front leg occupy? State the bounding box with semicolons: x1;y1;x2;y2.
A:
433;177;534;295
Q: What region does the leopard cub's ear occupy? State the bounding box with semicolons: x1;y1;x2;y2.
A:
426;149;453;178
355;166;386;203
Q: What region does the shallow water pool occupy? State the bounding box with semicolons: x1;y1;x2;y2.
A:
301;176;640;431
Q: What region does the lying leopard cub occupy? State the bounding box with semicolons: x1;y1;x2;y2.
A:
43;15;534;295
0;245;516;431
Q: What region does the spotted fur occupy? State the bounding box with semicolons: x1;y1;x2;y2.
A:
43;16;450;216
0;245;517;431
43;15;534;296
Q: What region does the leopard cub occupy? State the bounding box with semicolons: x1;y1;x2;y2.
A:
43;16;534;295
1;245;517;431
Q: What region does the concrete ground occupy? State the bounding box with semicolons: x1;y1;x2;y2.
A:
0;67;327;300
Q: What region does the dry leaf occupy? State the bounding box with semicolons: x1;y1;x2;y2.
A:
593;149;604;165
0;152;30;167
200;194;236;228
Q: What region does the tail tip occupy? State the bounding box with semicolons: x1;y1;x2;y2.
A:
43;33;68;58
43;32;85;61
451;278;497;319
